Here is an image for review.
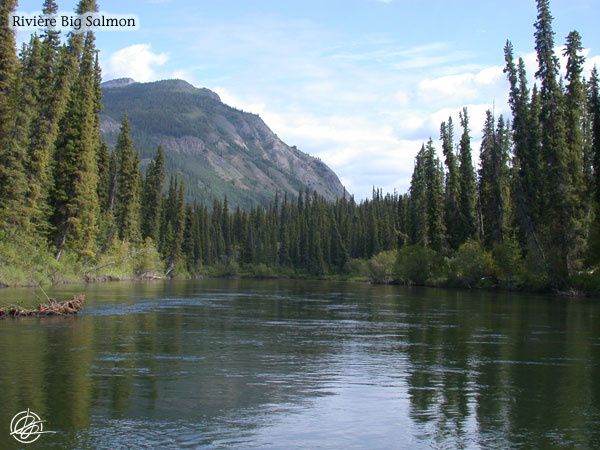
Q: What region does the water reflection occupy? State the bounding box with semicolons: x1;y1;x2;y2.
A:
0;280;599;448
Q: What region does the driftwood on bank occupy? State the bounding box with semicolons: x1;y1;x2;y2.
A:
0;294;85;319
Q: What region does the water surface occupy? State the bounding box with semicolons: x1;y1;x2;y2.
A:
0;280;599;449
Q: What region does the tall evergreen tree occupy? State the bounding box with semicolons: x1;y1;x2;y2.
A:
114;117;142;243
142;146;166;242
534;0;578;282
407;146;428;246
162;177;186;270
457;108;477;244
563;30;588;261
25;0;70;232
441;118;461;250
424;139;446;252
479;112;510;248
97;141;111;212
588;67;600;264
0;0;31;232
50;0;100;259
591;67;600;207
504;42;543;253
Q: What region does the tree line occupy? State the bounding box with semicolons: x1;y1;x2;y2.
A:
0;0;599;290
0;0;400;282
399;0;600;289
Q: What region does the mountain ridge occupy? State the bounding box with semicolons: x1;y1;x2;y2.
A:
99;78;346;208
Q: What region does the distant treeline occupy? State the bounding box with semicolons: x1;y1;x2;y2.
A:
0;0;599;291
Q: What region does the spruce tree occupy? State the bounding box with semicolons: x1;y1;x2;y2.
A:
440;118;461;250
479;112;510;248
0;0;31;232
97;141;111;212
407;146;428;246
564;31;586;186
479;111;496;248
424;139;446;252
51;30;100;259
504;42;544;253
163;178;186;270
496;116;512;237
563;30;588;263
142;146;166;242
25;0;69;232
457;108;477;244
534;0;578;282
115;117;142;243
591;67;600;207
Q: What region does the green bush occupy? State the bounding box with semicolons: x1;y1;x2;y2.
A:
450;239;494;288
367;250;397;284
208;259;240;277
492;239;524;289
133;238;164;276
246;263;278;278
570;269;600;295
0;229;168;287
345;258;369;279
88;238;133;280
85;237;165;280
396;245;443;285
521;248;551;291
0;231;78;287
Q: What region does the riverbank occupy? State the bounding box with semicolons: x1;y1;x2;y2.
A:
1;235;598;297
5;263;597;298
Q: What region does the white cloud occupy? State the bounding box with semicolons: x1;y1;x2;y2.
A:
132;17;600;199
104;44;168;82
394;89;411;105
196;27;517;197
417;65;506;104
213;87;268;115
170;69;199;85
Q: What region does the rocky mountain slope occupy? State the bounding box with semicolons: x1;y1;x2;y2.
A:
100;78;346;208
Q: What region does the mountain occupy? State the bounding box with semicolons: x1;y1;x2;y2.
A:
100;79;346;208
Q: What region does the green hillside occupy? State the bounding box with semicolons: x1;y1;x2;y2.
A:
100;78;346;208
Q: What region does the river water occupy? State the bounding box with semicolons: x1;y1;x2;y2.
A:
0;279;599;449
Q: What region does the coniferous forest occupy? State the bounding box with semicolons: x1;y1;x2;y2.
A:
0;0;599;293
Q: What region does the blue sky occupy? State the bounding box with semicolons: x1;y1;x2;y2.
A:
15;0;600;199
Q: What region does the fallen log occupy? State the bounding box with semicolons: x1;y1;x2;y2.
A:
0;294;85;319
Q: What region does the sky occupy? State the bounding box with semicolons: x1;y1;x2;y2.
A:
14;0;600;200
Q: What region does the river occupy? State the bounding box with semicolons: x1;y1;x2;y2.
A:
0;280;599;449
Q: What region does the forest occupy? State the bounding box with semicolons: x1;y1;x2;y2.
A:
0;0;599;293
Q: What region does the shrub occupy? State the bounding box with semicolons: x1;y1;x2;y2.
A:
209;259;240;277
86;237;165;280
367;250;397;284
450;239;494;288
492;238;524;289
345;258;369;279
89;238;133;280
247;263;278;278
0;231;70;287
396;245;443;285
133;238;163;276
570;269;600;295
521;248;551;291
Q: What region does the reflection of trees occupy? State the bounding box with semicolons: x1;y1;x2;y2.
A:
1;281;599;449
0;316;95;449
401;289;600;448
0;279;345;448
